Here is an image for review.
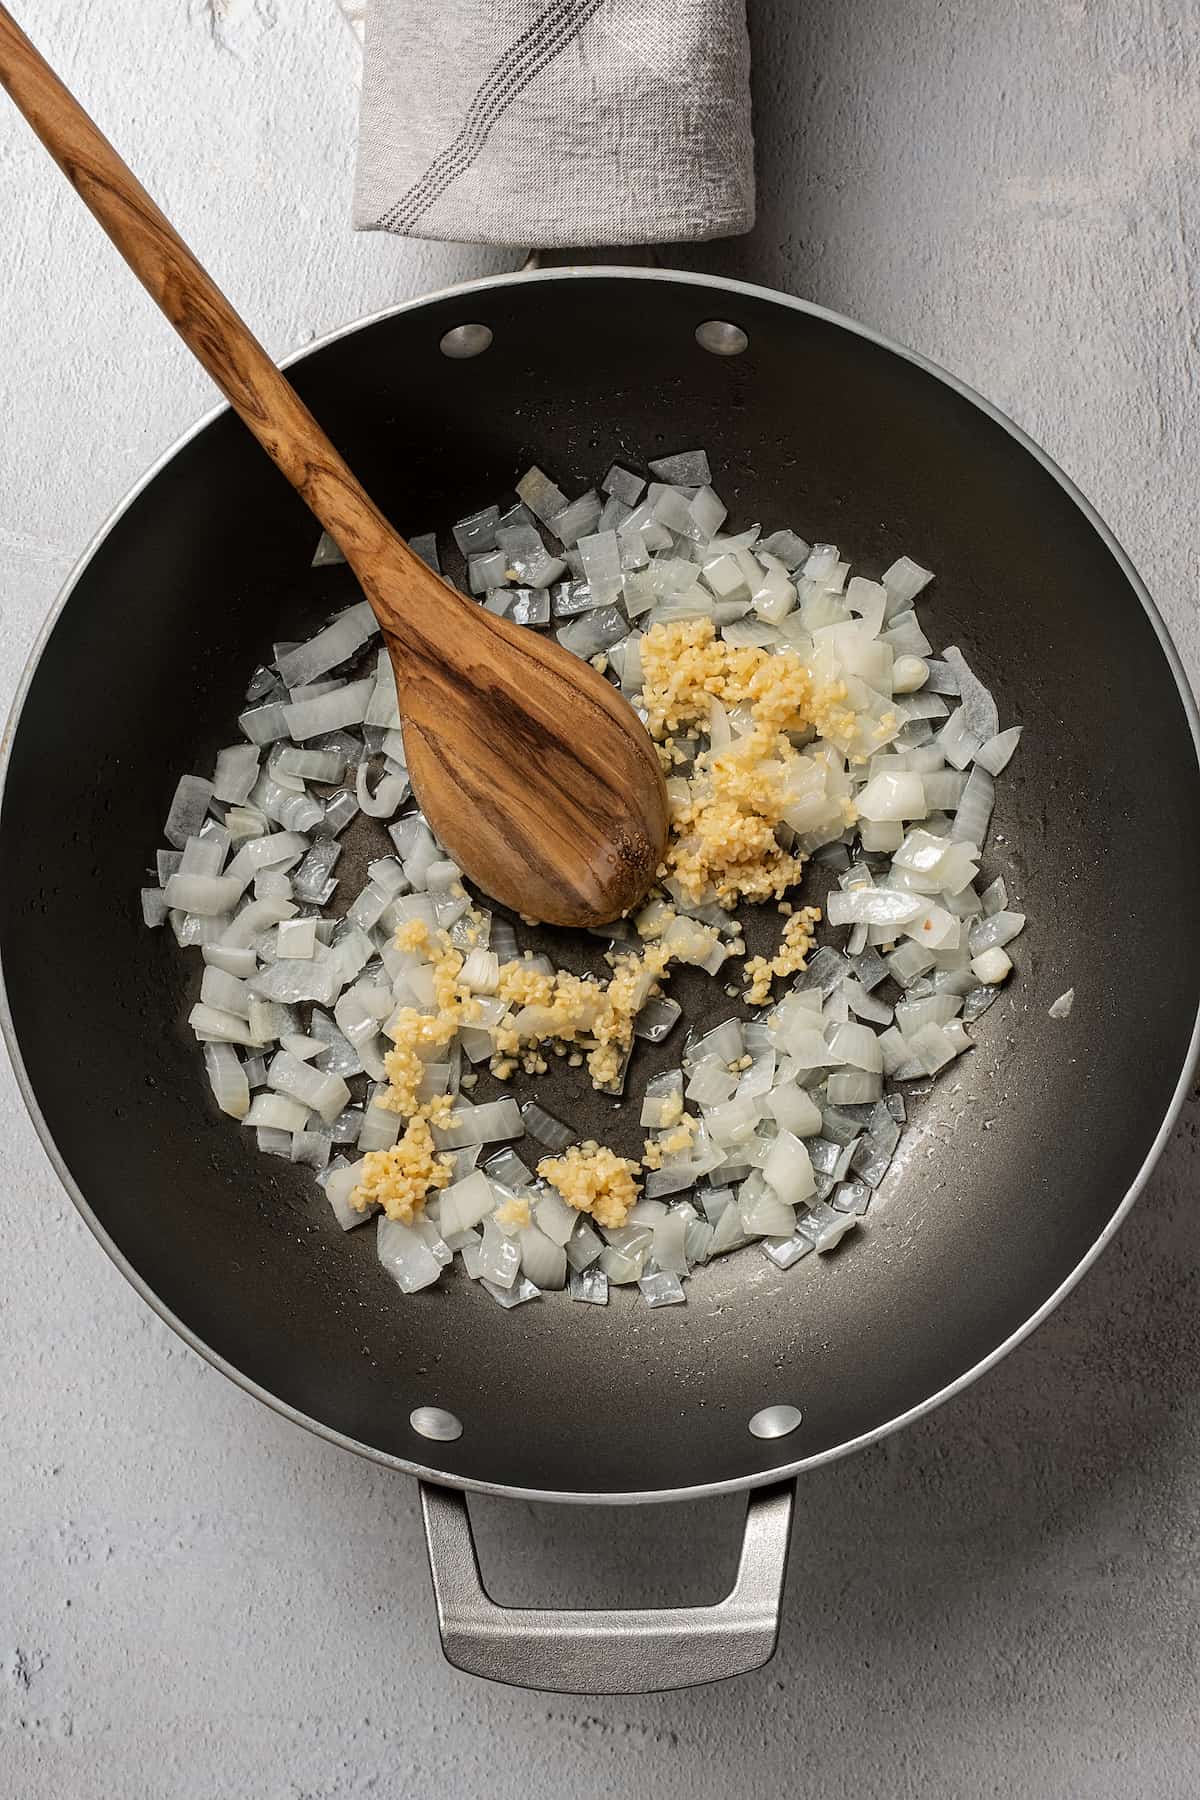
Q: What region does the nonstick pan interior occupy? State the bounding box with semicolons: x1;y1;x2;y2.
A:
3;271;1198;1499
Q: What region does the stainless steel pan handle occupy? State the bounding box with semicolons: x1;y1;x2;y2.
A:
419;1479;794;1694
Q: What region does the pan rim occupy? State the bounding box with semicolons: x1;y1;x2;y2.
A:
3;263;1199;1505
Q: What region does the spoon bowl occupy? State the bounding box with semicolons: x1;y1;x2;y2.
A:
359;534;669;925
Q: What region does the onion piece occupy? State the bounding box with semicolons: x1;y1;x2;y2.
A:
357;1097;401;1151
378;1217;443;1294
438;1170;498;1236
515;468;569;528
202;943;257;979
478;1219;521;1287
826;888;923;928
459;948;499;995
763;1083;822;1137
163;873;241;916
199;964;254;1020
856;771;927;823
799;1202;859;1254
941;646;998;742
738;1182;796;1239
974;725;1022;775
321;1160;374;1230
967;910;1026;956
762;1131;817;1206
292;839;343;904
238;702;291;744
569;1267;609;1304
687;1060;738;1107
892;655;929;694
188;1002;262;1047
251;955;341;1007
482;1276;541;1308
453;507;502;559
708;1201;752;1257
649;449;711;485
826;1069;883;1105
244;1091;311;1132
951;764;995;847
203;1042;249;1119
970;947;1012;984
283;677;374;741
646;1210;688;1275
319;789;360;836
435;1098;523;1149
560;1219;603;1274
355;760;410;819
225;830;309;887
212;744;261;806
277;918;317;960
164;774;213;849
276;602;376;691
906;1021;959;1075
881;555;934;614
311;530;347;568
267;1049;350;1123
141;888;168;928
527;1188;574;1247
827;1022;884;1072
762;1231;814;1270
519;1225;567;1289
638;1270;686;1307
520;1100;575;1151
549;489;603;548
936;707;984;770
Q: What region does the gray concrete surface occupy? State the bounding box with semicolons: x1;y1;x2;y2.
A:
3;1;1199;1795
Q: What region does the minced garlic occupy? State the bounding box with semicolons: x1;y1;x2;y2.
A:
537;1142;641;1229
659;1088;684;1129
639;619;832;906
490;941;671;1090
352;1113;454;1223
742;905;822;1007
642;1109;696;1170
493;1194;531;1230
379;1012;457;1116
356;612;859;1222
379;920;480;1115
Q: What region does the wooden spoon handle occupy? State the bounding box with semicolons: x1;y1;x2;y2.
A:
0;5;407;579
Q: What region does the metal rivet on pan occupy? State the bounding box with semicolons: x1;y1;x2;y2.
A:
439;323;493;359
695;319;749;356
410;1406;464;1442
748;1404;803;1440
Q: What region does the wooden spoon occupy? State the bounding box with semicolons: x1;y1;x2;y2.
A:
0;7;668;929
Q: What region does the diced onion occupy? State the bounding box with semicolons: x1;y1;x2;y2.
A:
941;646;998;742
762;1132;817;1206
519;1225;567;1289
520;1100;575;1151
355;759;410;819
145;450;1028;1317
283;677;374;741
276;602;377;691
203;1042;249;1119
974;725;1022;775
267;1049;350;1123
435;1098;523;1148
378;1217;443;1293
